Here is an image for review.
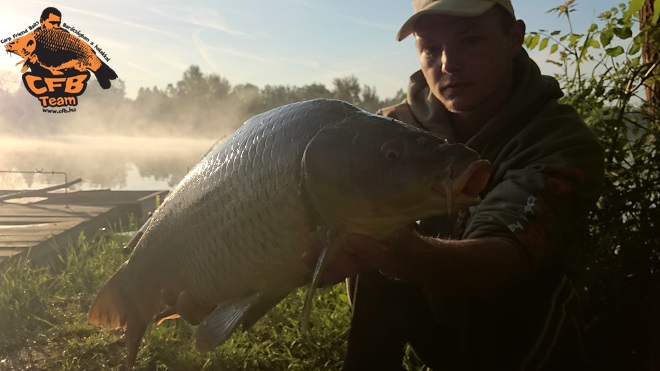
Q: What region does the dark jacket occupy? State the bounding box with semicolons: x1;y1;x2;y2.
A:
374;50;604;370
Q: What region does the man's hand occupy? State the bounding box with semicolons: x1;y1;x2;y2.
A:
301;226;428;287
344;228;427;282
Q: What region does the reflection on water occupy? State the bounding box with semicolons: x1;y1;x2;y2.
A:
0;136;218;191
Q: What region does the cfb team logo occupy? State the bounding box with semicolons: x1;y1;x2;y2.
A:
3;7;117;112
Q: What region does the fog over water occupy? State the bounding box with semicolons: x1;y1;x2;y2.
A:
0;136;217;191
0;65;406;193
0;68;240;192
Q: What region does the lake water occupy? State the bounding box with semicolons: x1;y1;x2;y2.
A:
0;136;218;191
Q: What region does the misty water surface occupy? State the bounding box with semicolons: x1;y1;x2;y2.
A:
0;136;217;191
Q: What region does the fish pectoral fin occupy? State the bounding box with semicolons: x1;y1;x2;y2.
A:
300;226;342;333
195;292;261;352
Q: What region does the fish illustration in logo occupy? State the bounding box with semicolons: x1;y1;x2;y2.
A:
4;7;117;89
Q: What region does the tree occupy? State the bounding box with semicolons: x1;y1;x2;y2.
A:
171;65;207;99
380;88;407;110
228;83;262;127
359;85;381;112
259;85;296;111
207;74;231;101
231;83;260;102
296;83;333;101
332;76;361;104
640;0;660;113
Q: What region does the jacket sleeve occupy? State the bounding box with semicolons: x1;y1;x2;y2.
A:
463;105;605;278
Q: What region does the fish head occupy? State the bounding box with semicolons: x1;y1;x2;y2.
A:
302;114;491;239
5;32;36;58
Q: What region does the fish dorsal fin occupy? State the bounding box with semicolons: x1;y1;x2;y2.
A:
195;292;261;352
300;226;342;333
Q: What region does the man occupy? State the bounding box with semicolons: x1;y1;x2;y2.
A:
167;0;604;369
309;0;604;370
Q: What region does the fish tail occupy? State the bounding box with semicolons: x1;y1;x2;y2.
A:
93;61;118;89
87;263;148;369
88;264;127;329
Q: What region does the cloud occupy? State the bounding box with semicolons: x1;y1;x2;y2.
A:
146;6;252;39
123;61;167;81
64;7;185;42
186;12;251;38
200;42;323;70
191;29;218;71
339;14;397;32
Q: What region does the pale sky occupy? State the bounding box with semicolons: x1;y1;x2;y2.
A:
1;0;626;100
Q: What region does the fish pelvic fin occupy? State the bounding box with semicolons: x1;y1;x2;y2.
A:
300;226;342;333
195;292;261;352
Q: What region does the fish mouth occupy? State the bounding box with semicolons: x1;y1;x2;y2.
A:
433;159;492;213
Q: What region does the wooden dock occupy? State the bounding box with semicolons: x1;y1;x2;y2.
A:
0;189;167;266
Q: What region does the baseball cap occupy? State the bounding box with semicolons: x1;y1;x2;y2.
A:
396;0;515;41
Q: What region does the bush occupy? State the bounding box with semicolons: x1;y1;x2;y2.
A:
525;1;660;369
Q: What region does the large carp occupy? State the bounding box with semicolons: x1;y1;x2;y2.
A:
87;99;491;367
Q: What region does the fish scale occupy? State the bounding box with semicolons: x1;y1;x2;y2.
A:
142;108;311;299
88;99;492;368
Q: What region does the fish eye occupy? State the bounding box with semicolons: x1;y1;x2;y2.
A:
380;140;403;162
385;149;399;160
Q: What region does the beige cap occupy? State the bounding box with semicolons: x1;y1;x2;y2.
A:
396;0;515;41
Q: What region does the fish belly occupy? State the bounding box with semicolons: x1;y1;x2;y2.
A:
122;101;325;309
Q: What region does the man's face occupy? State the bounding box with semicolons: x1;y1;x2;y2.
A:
41;13;61;29
414;8;523;115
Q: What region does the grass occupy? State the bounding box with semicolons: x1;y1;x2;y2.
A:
0;230;355;370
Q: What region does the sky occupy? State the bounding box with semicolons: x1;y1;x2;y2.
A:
0;0;627;100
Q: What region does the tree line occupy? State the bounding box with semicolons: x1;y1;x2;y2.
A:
0;67;405;138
